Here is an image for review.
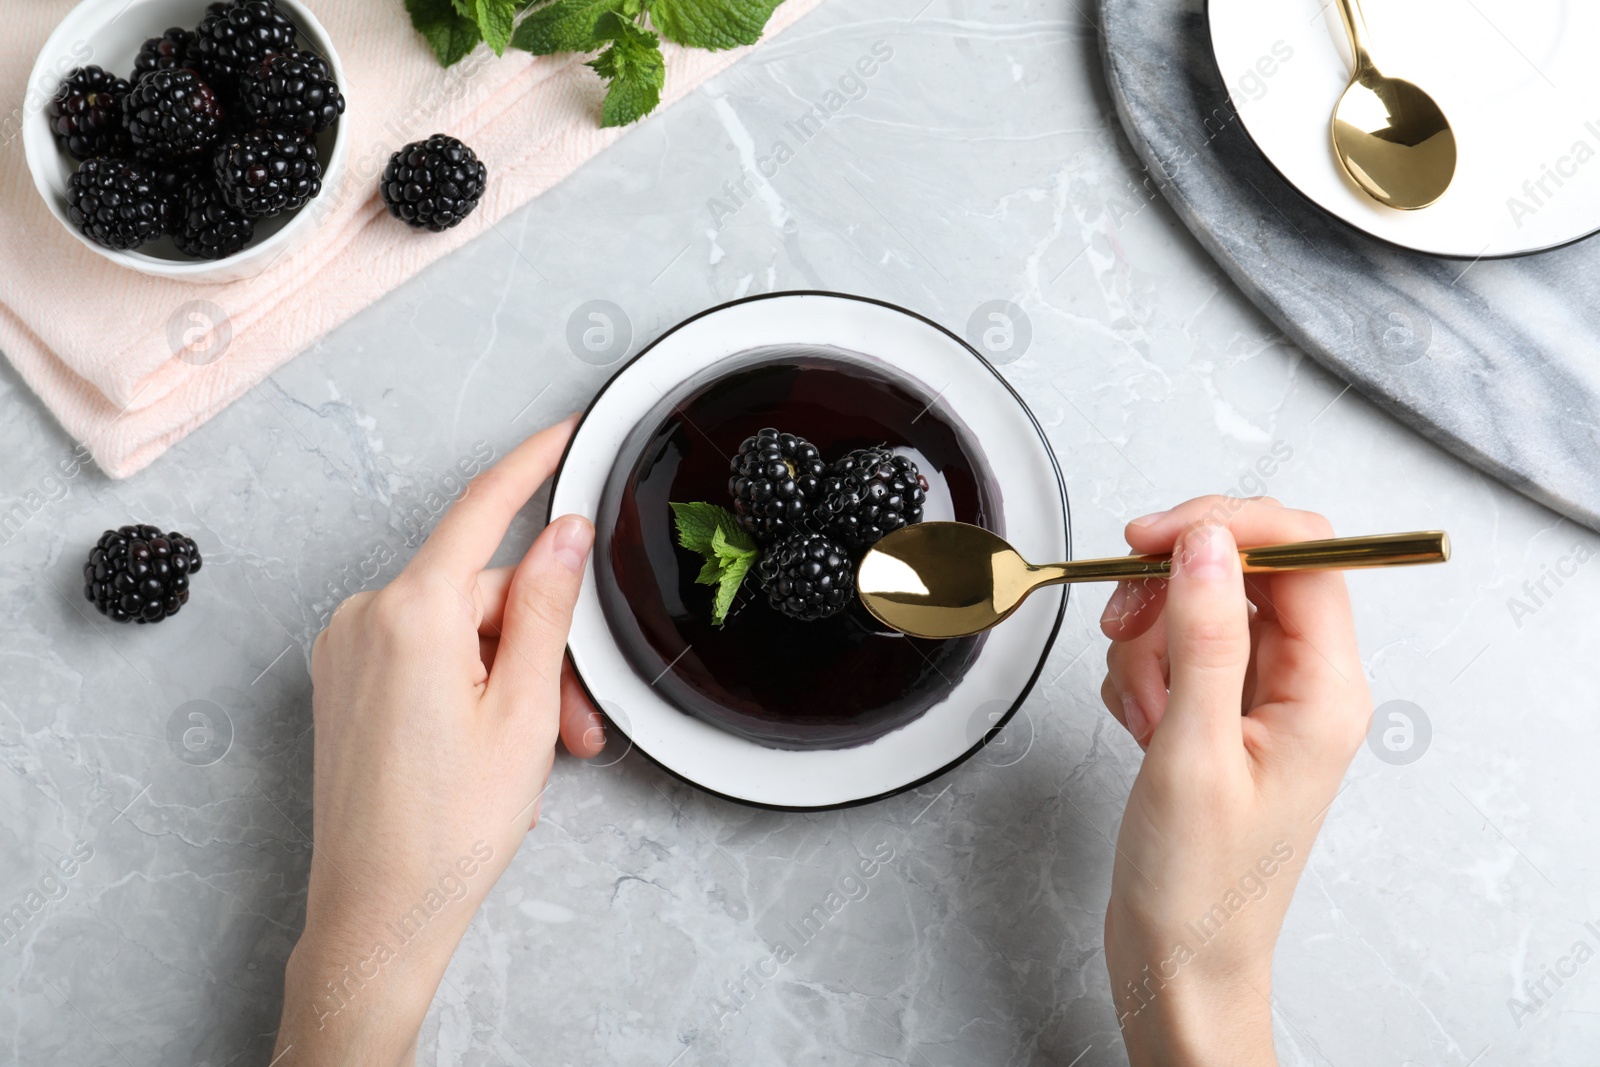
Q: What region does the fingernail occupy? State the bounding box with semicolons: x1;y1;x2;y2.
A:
1128;509;1169;529
1101;582;1130;626
1175;524;1234;581
1121;691;1150;742
552;516;594;573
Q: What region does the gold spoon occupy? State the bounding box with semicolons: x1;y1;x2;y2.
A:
1329;0;1457;209
857;522;1450;640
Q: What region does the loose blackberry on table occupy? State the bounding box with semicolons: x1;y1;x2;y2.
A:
380;135;488;232
66;158;166;251
239;50;345;134
84;525;202;625
813;446;928;550
727;428;825;543
214;128;322;217
124;69;226;159
134;28;198;77
49;66;130;161
757;532;855;622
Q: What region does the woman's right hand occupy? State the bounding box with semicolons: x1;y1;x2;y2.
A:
1097;498;1373;1065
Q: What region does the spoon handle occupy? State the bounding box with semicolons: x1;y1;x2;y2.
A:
1333;0;1375;74
1031;531;1450;585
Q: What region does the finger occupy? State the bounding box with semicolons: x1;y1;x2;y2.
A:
1241;610;1263;710
1244;574;1278;622
526;750;555;831
559;658;606;758
311;628;329;681
1240;552;1361;705
1158;523;1251;746
1125;496;1308;553
485;515;595;715
1106;624;1170;745
474;567;515;635
1099;576;1167;642
1241;568;1360;700
408;415;579;583
1130;498;1360;675
1101;675;1131;734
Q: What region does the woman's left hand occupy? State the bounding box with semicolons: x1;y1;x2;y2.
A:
274;416;605;1065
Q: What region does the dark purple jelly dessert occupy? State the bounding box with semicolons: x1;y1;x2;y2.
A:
595;346;1000;750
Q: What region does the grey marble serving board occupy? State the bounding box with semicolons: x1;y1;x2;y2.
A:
1098;0;1600;532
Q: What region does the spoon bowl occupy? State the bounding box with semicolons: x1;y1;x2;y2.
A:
1332;72;1457;209
1329;0;1456;210
857;523;1042;639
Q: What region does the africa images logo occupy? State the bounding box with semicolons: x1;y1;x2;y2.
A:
167;300;232;366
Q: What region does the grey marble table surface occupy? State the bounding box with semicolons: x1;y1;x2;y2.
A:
2;2;1596;1064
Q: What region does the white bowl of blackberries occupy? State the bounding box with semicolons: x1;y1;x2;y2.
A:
24;0;351;282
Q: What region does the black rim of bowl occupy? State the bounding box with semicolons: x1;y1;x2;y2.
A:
545;289;1072;812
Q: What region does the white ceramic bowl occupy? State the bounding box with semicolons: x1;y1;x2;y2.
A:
549;292;1071;811
23;0;350;283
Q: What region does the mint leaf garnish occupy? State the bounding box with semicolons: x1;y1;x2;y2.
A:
648;0;784;51
511;0;624;54
712;543;756;623
587;12;666;128
407;0;484;66
709;524;749;562
669;501;750;555
671;502;758;626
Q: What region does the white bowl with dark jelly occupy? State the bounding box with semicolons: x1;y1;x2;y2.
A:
22;0;350;284
549;292;1071;811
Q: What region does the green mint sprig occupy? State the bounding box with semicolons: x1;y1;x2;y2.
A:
670;501;758;626
404;0;787;127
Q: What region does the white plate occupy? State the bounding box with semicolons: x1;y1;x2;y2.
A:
1209;0;1600;257
548;292;1070;810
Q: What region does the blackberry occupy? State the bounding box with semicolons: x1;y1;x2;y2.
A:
214;128;321;217
757;532;855;622
83;525;202;625
380;135;488;232
48;67;130;161
134;28;198;77
124;69;226;159
239;49;344;134
813;447;928;550
726;428;825;543
66;158;166;251
148;159;205;233
172;179;255;259
192;0;302;95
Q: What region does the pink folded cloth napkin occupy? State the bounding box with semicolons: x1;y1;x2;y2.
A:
0;0;822;477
